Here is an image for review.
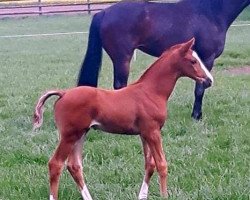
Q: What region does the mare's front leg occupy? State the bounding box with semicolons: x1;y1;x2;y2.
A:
138;137;156;200
191;82;205;120
141;129;168;198
66;132;92;200
192;58;214;120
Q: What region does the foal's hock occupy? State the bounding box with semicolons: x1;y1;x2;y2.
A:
33;39;213;200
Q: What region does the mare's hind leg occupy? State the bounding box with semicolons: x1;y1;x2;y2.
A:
138;137;156;200
103;38;134;89
49;132;83;200
112;53;133;89
66;132;92;200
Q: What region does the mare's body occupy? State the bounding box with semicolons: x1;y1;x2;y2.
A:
77;0;250;120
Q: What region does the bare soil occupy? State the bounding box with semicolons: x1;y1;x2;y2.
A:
223;66;250;75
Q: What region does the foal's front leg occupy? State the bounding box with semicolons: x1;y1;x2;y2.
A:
142;129;168;198
66;133;93;200
138;137;156;200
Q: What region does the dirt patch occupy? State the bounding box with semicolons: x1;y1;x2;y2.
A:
223;66;250;75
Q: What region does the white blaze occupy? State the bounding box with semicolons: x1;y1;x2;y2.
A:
138;180;149;200
192;51;214;84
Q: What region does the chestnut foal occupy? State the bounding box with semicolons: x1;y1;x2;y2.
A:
33;39;213;200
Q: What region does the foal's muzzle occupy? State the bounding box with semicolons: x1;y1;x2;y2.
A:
202;77;213;88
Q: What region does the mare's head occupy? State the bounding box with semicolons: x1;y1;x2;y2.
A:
168;38;214;88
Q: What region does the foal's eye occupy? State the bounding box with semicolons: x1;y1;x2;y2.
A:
191;59;197;64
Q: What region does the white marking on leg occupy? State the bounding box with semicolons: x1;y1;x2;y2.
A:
138;180;149;200
81;184;93;200
192;51;214;84
89;120;101;127
49;195;55;200
89;120;101;129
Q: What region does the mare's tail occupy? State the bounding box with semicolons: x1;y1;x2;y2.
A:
33;90;65;131
77;11;105;87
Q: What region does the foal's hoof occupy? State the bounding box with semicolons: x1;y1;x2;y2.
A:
161;191;169;199
191;112;202;121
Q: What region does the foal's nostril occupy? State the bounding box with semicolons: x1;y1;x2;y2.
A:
203;77;212;88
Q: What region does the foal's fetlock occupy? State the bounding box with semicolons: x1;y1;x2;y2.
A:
161;191;169;198
49;194;56;200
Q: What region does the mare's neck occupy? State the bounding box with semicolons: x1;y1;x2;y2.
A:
136;60;180;101
193;0;249;28
222;0;250;27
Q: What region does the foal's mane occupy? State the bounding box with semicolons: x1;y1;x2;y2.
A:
135;50;171;84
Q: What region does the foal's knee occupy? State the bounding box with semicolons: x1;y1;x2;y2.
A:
148;162;155;171
157;162;168;178
66;163;82;174
146;159;156;176
48;159;64;182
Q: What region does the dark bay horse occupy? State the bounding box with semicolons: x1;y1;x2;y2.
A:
77;0;250;120
33;39;213;200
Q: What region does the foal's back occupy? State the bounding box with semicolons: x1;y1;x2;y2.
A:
54;86;142;134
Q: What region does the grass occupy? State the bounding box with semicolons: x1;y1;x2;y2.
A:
0;12;250;200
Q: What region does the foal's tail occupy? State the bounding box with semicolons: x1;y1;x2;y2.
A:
33;90;65;131
77;11;105;87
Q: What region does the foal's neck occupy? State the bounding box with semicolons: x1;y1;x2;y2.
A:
136;60;179;101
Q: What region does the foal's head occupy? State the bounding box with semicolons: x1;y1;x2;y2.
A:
170;38;214;87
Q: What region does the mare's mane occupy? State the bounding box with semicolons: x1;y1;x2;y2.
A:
186;0;224;15
121;0;225;16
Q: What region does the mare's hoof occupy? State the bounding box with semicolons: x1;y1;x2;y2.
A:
191;112;202;121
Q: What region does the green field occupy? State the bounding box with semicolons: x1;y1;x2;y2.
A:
0;12;250;200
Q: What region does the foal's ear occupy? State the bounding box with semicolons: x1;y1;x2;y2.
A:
180;38;195;55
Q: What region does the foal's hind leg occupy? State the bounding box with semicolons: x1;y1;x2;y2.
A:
66;133;92;200
138;137;156;200
49;132;83;200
